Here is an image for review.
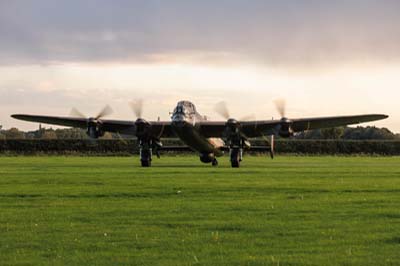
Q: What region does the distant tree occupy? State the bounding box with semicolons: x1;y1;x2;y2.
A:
296;126;397;140
295;129;323;139
343;126;397;140
320;127;344;139
41;130;58;139
4;128;25;139
100;132;113;140
55;128;88;139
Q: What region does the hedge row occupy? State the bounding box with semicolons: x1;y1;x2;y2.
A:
1;139;400;155
268;140;400;155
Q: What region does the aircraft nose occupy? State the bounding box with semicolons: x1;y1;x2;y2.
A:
172;114;187;127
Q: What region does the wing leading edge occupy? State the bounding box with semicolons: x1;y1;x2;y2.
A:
11;113;388;139
11;114;88;128
290;114;389;132
197;114;388;138
10;114;175;137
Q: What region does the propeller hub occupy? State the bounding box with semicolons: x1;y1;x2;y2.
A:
278;117;293;138
280;117;291;124
135;118;151;137
226;118;238;125
135;118;147;124
70;105;112;139
226;118;240;131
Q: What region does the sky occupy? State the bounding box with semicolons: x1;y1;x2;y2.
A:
0;0;398;131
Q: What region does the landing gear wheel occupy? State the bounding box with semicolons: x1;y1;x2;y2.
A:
141;159;151;167
139;141;152;167
230;148;241;168
231;160;240;168
212;159;218;166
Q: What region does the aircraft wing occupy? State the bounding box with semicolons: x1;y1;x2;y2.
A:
197;120;280;138
198;114;388;138
12;113;388;139
11;114;89;128
11;114;176;137
290;114;389;131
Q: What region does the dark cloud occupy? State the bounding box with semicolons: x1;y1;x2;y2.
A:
1;0;400;66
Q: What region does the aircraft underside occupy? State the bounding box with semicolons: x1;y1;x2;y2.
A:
134;117;250;168
139;121;235;167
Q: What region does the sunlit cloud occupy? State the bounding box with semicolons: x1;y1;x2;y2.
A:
1;1;400;66
0;1;398;131
0;63;397;130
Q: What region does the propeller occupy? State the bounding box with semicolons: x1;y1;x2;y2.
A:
273;98;293;138
70;105;113;120
116;132;129;145
128;99;159;154
214;101;230;120
214;101;256;121
95;105;113;120
70;108;86;119
69;105;113;139
128;99;162;162
261;133;275;159
129;99;144;118
274;98;286;118
129;99;149;136
214;101;252;150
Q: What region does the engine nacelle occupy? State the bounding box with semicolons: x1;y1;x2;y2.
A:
278;129;293;138
135;118;151;138
278;118;294;138
199;153;215;163
87;124;104;138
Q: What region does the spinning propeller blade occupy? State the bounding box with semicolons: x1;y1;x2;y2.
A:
214;101;230;120
274;98;286;118
70;105;113;120
214;101;255;121
129;99;144;118
70;108;86;118
95;105;113;120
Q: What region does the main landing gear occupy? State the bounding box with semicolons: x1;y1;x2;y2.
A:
226;132;246;168
138;137;162;167
139;139;152;167
229;147;242;168
199;153;219;166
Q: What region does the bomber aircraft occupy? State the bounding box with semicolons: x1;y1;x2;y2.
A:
12;100;388;167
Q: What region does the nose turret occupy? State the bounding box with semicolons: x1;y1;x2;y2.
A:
172;102;187;127
172;100;198;127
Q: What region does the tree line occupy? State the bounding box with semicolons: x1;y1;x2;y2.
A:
0;125;399;155
0;125;399;140
0;139;399;155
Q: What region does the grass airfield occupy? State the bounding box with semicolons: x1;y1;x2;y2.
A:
0;156;400;266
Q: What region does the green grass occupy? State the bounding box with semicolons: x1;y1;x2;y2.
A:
0;156;400;266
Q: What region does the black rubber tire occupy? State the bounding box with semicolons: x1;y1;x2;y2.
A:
141;160;151;167
231;160;240;168
230;148;240;168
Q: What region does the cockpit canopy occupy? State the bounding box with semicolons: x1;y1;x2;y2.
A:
173;101;196;115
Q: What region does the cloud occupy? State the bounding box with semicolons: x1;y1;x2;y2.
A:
0;1;397;132
1;62;397;131
1;0;400;66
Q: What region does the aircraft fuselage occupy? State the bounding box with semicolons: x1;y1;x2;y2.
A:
171;101;224;159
